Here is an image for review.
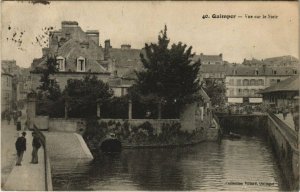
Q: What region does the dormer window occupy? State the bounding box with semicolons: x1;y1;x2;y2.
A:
77;56;86;72
57;56;65;71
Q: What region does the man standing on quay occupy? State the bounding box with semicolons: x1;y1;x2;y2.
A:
31;132;41;164
15;132;27;166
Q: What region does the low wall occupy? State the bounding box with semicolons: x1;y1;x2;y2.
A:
99;119;180;134
267;114;299;191
217;114;268;136
34;116;49;130
48;118;86;134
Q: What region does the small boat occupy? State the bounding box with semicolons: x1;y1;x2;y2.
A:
100;133;122;153
228;132;241;139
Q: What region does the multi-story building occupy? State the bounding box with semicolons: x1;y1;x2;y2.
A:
2;60;32;104
30;21;141;97
225;65;298;104
259;75;299;109
194;53;223;65
1;67;13;112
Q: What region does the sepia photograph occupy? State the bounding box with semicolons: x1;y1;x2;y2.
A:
1;1;299;191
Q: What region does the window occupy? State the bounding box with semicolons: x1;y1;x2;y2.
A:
229;89;234;96
273;70;277;75
243;89;249;96
255;69;258;75
238;89;242;96
294;70;297;74
250;79;255;86
258;79;264;86
277;79;280;83
77;57;86;72
237;79;241;86
57;56;65;71
229;79;234;86
243;79;249;86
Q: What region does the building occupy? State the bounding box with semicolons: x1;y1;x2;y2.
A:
30;21;142;97
1;67;13;112
225;65;298;104
242;55;299;67
194;53;223;65
259;75;299;109
2;60;32;105
30;21;111;90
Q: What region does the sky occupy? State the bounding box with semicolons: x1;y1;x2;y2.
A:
1;1;299;68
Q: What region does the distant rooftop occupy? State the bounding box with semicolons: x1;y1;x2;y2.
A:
258;75;299;94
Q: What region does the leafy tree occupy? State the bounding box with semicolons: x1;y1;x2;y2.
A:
134;26;201;118
64;75;113;118
202;79;226;107
36;56;61;100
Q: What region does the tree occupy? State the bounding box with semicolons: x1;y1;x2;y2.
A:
36;56;61;100
134;25;201;118
63;75;113;118
203;79;226;107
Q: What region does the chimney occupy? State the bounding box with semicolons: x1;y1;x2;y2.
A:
86;30;99;46
104;39;111;60
42;48;49;56
121;44;131;50
61;21;78;28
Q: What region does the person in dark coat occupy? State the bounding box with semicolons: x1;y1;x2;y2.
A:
31;132;41;164
15;132;27;166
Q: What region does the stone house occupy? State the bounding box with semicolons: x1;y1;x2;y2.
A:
225;65;298;104
1;67;13;112
30;21;142;97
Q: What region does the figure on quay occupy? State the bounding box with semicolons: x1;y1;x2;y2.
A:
31;132;42;164
15;132;27;166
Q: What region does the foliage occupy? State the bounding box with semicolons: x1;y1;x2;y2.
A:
134;25;202;117
202;79;226;107
101;96;129;119
36;56;62;100
64;75;113;118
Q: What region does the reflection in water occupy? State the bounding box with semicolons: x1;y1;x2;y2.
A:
51;136;286;191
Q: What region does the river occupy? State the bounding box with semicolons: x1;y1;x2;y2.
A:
51;136;286;191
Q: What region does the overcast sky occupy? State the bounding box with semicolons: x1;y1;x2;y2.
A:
1;1;298;68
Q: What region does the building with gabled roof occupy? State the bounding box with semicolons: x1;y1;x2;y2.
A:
30;21;143;97
258;75;299;109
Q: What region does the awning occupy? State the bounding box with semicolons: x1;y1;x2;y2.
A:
249;98;263;103
228;97;243;103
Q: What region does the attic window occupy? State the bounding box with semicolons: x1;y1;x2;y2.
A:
56;56;65;71
77;57;86;72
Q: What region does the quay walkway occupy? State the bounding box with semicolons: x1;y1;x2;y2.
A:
3;130;46;191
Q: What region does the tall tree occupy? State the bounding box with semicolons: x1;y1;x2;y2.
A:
36;56;61;100
203;79;226;107
135;26;201;118
63;75;113;118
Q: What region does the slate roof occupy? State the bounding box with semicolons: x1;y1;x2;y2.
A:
200;64;228;73
110;48;143;77
226;65;297;76
193;54;222;62
31;38;107;73
258;75;299;94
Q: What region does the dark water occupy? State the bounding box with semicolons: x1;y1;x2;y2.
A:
51;137;286;191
